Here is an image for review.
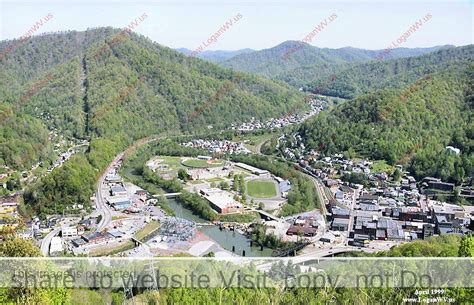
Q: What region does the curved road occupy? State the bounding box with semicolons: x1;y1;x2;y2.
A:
40;227;60;256
95;136;164;232
95;153;123;231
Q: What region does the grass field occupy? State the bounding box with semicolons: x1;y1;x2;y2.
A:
135;221;160;241
247;180;277;198
90;240;135;257
182;158;223;168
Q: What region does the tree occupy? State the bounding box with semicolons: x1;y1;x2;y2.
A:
458;235;473;257
232;175;239;191
218;181;229;190
392;168;402;182
178;168;189;182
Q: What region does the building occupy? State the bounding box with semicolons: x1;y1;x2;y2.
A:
235;163;269;176
330;208;350;220
111;185;127;196
61;226;78;237
445;146;460;155
0;194;20;207
359;193;379;205
81;232;114;245
331;218;350;231
422;224;435;239
197;155;212;161
427;181;455;192
200;188;243;214
105;173;122;183
107;196;132;210
50;237;63;254
286;217;318;237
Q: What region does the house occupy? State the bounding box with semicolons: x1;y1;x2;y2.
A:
359;193;379;205
445;146;460;155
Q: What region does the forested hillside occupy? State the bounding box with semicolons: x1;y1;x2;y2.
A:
0;104;52;170
220;41;451;87
299;66;474;184
0;28;308;213
306;45;474;98
176;47;254;62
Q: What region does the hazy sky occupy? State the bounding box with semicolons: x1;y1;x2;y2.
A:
0;0;472;50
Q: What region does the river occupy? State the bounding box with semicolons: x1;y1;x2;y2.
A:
166;199;274;257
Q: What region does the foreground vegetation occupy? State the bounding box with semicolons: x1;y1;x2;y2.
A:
0;231;471;304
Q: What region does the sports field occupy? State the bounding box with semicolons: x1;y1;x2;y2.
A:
247;180;277;198
182;158;223;168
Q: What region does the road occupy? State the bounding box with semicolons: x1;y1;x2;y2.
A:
256;245;379;272
95;136;164;232
40;227;60;256
95;153;123;231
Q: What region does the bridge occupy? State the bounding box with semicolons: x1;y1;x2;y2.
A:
255;246;379;272
255;209;282;222
131;237;143;246
151;192;182;199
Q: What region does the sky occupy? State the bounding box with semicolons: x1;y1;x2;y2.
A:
0;0;472;51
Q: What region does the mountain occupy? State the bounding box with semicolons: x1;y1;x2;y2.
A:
0;104;52;171
0;28;305;171
298;65;474;184
305;45;474;98
175;48;254;62
219;41;453;87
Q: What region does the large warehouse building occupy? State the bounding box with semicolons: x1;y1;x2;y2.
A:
200;188;243;214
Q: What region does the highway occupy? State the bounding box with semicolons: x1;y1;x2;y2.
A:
40;227;60;256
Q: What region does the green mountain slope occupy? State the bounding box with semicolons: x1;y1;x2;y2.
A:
0;28;308;213
298;66;474;184
306;45;474;98
220;41;452;87
0;104;52;170
0;28;306;170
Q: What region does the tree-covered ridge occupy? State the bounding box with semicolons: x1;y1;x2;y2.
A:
0;104;52;170
23;154;96;216
306;44;474;98
85;31;306;137
299;66;473;184
0;28;306;172
220;41;453;88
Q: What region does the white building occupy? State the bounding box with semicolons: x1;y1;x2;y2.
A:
50;237;63;254
61;226;78;237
